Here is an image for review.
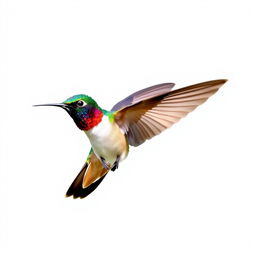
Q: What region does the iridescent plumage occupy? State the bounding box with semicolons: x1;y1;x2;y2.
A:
34;79;227;198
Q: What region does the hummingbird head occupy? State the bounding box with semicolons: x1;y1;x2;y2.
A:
34;94;104;131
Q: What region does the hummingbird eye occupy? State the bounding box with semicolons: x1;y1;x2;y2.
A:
76;100;86;107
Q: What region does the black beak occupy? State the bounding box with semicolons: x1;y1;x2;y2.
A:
33;103;72;113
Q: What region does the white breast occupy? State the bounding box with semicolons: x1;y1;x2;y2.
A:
85;115;128;165
88;115;113;137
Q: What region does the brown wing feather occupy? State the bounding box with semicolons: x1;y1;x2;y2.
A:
114;79;227;146
111;83;175;111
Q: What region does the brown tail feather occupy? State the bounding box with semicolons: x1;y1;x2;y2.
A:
66;151;109;199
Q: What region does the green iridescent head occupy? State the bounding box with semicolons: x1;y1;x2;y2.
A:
63;94;100;109
61;94;104;130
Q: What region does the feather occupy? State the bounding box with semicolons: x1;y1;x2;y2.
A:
66;149;108;199
113;79;227;146
111;83;175;112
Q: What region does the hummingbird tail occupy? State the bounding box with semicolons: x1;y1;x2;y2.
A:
66;150;109;199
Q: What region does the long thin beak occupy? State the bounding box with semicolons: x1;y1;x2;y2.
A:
33;103;72;113
33;103;67;108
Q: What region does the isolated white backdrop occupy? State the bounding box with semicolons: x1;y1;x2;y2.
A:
1;0;256;255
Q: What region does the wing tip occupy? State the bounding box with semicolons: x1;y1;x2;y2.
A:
216;78;228;83
209;79;228;86
208;79;228;91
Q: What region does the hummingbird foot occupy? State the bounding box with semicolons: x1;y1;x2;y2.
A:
111;155;120;172
100;157;111;170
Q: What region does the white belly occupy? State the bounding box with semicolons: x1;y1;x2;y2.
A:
85;115;128;165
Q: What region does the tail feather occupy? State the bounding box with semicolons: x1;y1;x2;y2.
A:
66;150;108;199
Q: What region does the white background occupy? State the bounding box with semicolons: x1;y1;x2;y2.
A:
1;0;256;255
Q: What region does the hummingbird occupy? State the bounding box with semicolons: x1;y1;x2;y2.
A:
34;79;227;199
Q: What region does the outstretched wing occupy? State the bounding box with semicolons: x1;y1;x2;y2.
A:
111;83;175;112
66;149;109;199
113;79;227;147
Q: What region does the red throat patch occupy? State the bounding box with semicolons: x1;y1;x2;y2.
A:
83;109;103;131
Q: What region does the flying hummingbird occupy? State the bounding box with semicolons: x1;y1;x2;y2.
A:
34;79;227;198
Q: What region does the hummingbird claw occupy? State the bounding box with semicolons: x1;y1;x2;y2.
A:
111;155;120;172
100;157;111;170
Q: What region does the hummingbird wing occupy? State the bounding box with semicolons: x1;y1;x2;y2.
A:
111;83;175;112
66;149;109;199
113;79;227;146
